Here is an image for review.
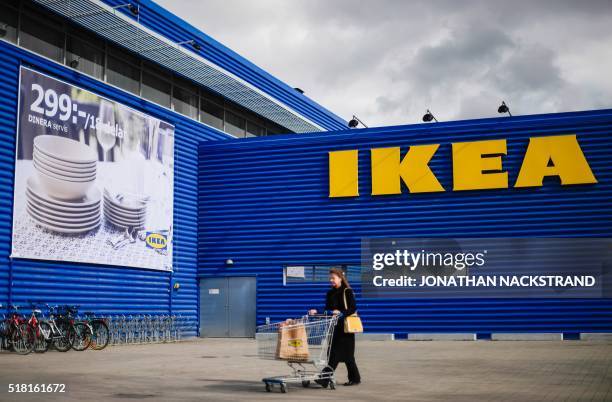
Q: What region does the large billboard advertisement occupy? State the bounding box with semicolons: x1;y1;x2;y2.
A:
11;67;174;271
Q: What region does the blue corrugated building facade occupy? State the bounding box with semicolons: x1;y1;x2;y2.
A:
1;0;611;338
199;111;612;337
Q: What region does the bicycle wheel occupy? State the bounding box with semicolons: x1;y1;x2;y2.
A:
53;321;73;352
90;320;110;350
34;322;51;353
11;323;35;355
71;322;92;351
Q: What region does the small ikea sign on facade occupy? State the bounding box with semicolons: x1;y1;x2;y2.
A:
328;134;597;197
145;232;168;250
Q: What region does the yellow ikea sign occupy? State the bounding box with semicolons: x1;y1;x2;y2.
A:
145;232;168;250
329;134;597;197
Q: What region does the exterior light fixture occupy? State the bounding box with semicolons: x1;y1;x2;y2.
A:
225;258;234;267
422;109;438;123
348;115;368;129
113;3;139;16
69;58;80;68
498;101;512;116
173;281;180;291
177;40;202;52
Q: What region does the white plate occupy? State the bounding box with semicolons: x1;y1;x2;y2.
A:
104;209;146;225
103;197;147;216
28;207;101;231
27;188;100;214
29;215;101;234
27;176;101;208
34;135;97;164
27;196;100;220
27;204;100;225
103;200;146;218
34;160;96;182
34;154;96;178
103;189;148;211
104;211;146;226
106;216;145;229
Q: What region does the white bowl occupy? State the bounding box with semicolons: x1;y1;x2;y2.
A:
34;160;96;183
36;169;96;200
27;176;101;208
34;150;96;174
34;156;96;180
34;135;98;164
34;147;97;170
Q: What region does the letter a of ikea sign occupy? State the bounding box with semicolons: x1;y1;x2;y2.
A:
328;134;597;197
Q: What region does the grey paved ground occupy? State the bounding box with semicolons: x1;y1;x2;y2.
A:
1;338;611;402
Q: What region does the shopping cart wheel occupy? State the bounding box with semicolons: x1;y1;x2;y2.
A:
329;381;336;390
280;383;287;393
264;382;271;392
302;380;310;387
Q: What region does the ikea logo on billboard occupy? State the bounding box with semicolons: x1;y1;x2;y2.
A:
328;134;597;197
145;232;167;250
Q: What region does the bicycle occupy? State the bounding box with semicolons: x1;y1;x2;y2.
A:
1;305;35;355
38;304;89;352
26;303;49;353
81;311;110;350
61;305;93;351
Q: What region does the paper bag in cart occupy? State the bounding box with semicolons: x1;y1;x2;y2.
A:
276;319;310;361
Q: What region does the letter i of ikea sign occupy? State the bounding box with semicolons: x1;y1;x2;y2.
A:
328;134;597;197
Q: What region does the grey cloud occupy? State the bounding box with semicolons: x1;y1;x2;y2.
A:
157;0;612;126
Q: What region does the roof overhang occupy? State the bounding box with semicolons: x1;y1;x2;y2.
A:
33;0;324;133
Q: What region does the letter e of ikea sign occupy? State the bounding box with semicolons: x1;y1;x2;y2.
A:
328;134;597;197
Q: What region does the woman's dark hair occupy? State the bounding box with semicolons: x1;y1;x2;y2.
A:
329;267;351;289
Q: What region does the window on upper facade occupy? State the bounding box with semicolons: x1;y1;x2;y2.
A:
142;65;171;108
106;47;140;95
246;121;266;137
225;110;246;138
0;2;18;44
200;98;224;130
20;9;64;62
66;33;105;80
173;79;199;119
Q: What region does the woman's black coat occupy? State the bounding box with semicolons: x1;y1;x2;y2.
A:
324;285;357;362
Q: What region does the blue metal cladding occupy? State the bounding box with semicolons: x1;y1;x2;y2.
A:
0;40;230;336
198;109;612;335
98;0;347;132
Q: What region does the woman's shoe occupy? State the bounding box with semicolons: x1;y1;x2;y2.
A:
343;381;361;386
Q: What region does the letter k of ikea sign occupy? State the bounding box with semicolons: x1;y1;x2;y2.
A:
328;134;597;197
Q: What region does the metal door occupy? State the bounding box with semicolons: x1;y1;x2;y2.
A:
199;277;228;337
199;277;256;337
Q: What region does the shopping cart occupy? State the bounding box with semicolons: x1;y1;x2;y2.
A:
256;314;339;393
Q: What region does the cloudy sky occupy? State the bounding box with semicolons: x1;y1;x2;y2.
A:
157;0;612;127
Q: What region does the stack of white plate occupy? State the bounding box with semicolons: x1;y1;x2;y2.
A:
26;177;102;233
33;135;98;200
103;189;148;229
26;135;101;234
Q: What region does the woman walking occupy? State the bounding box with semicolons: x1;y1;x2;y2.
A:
309;267;361;386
